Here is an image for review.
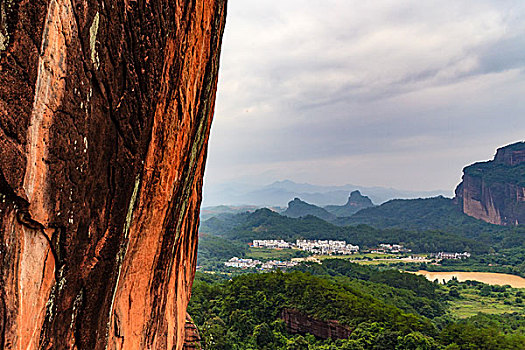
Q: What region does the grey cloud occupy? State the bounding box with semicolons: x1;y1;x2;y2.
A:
476;36;525;73
205;0;525;194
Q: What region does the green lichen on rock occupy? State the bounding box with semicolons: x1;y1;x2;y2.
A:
0;0;19;52
0;0;11;51
89;11;100;69
0;32;7;51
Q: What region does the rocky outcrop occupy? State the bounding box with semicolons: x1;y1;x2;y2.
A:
0;1;227;349
281;308;352;340
183;314;202;350
324;190;375;217
283;198;336;221
455;142;525;226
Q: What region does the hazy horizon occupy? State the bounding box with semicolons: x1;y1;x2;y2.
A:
204;0;525;198
201;178;451;207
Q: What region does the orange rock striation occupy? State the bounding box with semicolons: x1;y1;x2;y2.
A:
0;1;227;349
183;313;202;350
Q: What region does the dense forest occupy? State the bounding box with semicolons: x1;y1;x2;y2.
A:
188;260;525;349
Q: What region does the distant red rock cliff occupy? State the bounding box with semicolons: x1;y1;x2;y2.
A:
281;308;352;340
455;142;525;226
0;1;227;349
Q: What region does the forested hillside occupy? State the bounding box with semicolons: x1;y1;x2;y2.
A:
189;260;525;349
200;208;489;253
335;197;502;237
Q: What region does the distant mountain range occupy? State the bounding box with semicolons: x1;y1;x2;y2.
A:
202;142;525;230
202;179;448;207
199;191;525;254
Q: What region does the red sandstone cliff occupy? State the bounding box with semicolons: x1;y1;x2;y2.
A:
281;309;352;340
183;313;202;350
0;1;227;349
455;142;525;226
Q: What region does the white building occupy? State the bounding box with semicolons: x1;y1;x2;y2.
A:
224;257;261;268
261;260;299;270
430;252;471;260
251;238;359;255
296;239;359;255
376;243;410;253
253;239;291;249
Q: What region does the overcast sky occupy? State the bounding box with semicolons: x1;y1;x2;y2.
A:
203;0;525;195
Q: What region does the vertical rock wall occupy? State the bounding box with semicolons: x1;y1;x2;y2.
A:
455;142;525;226
183;313;202;349
0;1;227;349
281;309;352;340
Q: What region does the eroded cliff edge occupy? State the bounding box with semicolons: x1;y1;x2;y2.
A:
455;142;525;226
0;1;227;349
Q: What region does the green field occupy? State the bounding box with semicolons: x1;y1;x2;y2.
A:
244;247;308;261
443;283;525;318
246;249;426;266
315;252;425;265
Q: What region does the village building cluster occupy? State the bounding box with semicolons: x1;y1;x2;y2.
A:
371;243;411;253
429;252;471;260
224;257;298;270
252;239;292;249
296;240;359;255
252;239;360;255
224;257;261;269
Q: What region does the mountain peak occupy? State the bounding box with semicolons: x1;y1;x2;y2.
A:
324;191;375;217
346;191;374;207
283;198;335;221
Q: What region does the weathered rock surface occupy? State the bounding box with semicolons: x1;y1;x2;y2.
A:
0;0;227;349
183;313;202;350
281;308;352;340
455;142;525;226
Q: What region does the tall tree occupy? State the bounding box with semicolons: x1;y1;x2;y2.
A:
0;0;227;348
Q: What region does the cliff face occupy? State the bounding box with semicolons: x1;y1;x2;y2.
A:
0;1;227;349
183;314;202;350
281;309;352;340
455;142;525;226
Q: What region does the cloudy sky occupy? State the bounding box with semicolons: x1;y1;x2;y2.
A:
203;0;525;196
